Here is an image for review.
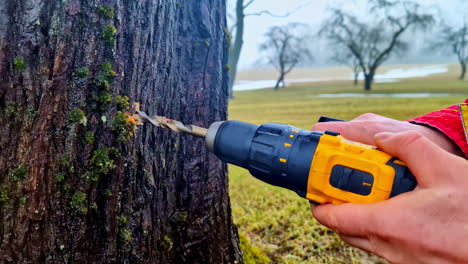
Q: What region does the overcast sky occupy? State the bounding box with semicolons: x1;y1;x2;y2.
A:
228;0;468;69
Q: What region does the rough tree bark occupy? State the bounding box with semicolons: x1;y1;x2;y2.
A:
0;0;242;263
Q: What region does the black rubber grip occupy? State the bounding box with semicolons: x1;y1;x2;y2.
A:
318;116;345;123
387;158;417;197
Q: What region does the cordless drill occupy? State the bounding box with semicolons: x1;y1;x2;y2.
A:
137;112;417;205
204;120;416;204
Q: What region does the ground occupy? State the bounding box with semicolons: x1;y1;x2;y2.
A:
228;65;468;263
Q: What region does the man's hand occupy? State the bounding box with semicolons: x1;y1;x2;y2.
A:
312;113;463;156
312;131;468;264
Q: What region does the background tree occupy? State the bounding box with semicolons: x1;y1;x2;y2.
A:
0;0;242;263
259;23;313;90
227;0;310;98
430;22;468;80
331;50;362;86
320;0;434;91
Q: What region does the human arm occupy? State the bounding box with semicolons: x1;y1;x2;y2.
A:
312;113;465;157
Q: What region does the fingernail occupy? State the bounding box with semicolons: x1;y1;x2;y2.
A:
375;132;394;142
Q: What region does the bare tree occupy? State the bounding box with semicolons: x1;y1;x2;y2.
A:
227;0;249;99
259;23;313;90
227;0;310;98
331;50;361;86
430;22;468;80
320;0;434;91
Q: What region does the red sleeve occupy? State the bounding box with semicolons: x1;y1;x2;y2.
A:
408;98;468;158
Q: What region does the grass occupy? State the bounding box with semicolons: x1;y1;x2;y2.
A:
228;77;467;263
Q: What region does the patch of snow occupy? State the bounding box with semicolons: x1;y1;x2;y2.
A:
317;93;454;98
362;65;448;80
232;78;334;91
233;80;279;91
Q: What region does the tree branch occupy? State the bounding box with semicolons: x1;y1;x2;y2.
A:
348;43;368;74
245;10;289;17
243;0;255;10
372;26;407;68
284;61;298;75
245;0;312;18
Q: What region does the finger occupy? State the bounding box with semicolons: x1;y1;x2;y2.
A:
339;235;374;253
312;203;379;237
312;121;377;146
375;131;463;187
340;235;400;263
351;113;383;121
311;121;347;133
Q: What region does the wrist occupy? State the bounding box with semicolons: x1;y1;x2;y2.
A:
412;123;464;157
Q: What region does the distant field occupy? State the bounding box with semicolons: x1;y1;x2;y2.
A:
228;71;467;263
236;64;461;82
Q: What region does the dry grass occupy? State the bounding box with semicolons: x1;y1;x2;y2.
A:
228;74;467;263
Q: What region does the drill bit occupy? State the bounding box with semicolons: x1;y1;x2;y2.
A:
137;111;208;138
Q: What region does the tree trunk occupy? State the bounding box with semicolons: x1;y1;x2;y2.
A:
0;0;241;263
460;62;466;80
227;0;245;99
352;65;360;86
364;72;375;91
274;74;284;90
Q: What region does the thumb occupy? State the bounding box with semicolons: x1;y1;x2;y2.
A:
375;131;459;187
312;203;380;237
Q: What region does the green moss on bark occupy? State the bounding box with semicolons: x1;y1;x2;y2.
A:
84;148;117;182
74;67;91;79
102;25;117;46
100;62;116;78
84;132;95;144
119;229;131;243
70;191;87;215
92;62;116;110
115;95;130;111
111;111;136;142
56;173;65;183
13;56;26;72
99;6;114;19
69;109;87;125
58;155;75;174
104;189;112;197
0;188;9;203
161;236;173;252
117;215;127;226
19;196;27;206
97;91;112;104
5;103;16;118
11;164;27;182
